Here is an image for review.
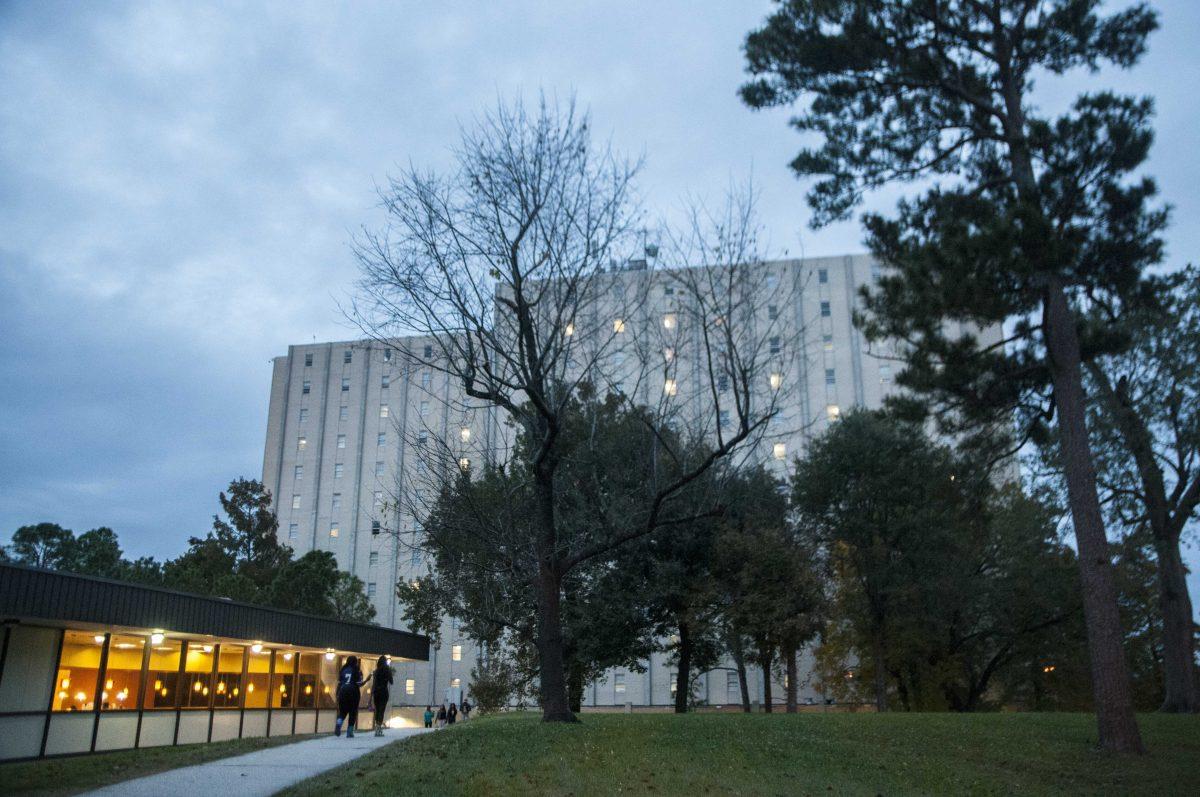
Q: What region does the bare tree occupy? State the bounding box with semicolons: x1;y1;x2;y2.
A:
354;96;799;721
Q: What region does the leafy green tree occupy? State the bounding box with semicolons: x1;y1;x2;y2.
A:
64;527;124;578
331;571;378;623
267;550;342;616
8;522;74;568
743;0;1163;751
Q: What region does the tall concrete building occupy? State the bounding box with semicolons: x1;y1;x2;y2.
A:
263;254;924;709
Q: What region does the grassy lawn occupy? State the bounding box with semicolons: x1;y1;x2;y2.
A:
3;734;318;796
281;712;1198;796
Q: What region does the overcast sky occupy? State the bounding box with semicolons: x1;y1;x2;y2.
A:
2;1;1198;604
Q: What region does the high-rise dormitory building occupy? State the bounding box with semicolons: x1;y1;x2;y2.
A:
262;254;986;709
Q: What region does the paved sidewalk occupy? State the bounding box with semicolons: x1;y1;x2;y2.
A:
81;727;429;797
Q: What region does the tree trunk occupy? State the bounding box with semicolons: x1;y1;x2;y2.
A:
567;659;584;714
784;641;798;713
871;631;888;712
1043;282;1144;752
730;633;751;713
674;621;692;713
760;644;774;713
1154;534;1199;712
534;560;575;722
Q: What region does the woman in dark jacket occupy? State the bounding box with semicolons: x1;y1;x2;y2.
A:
370;655;393;736
335;656;370;738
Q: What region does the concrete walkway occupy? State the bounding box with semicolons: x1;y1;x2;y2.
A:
81;728;429;797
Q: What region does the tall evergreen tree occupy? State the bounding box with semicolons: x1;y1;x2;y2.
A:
743;0;1163;751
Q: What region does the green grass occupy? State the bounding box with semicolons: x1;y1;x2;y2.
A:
281;712;1198;796
2;733;318;796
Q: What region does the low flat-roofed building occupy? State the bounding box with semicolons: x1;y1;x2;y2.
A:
0;562;428;761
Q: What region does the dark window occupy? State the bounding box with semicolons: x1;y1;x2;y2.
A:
341;377;350;392
423;344;434;359
371;520;381;536
820;301;831;318
302;380;311;395
818;268;828;284
717;375;729;392
344;350;352;364
383;349;392;362
770;337;781;355
304;353;313;367
825;368;836;385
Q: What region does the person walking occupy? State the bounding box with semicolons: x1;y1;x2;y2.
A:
447;702;458;725
334;656;370;738
461;698;471;720
423;705;434;728
370;655;393;737
436;703;447;729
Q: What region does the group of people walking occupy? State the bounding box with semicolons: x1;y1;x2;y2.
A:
423;699;471;728
334;655;393;738
333;654;472;737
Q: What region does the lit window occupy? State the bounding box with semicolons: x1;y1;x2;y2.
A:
459;457;471;472
332;493;342;511
298;408;308;423
615;673;626;693
344;350;353;364
334;463;344;478
380;404;389;418
825;368;836;386
381;374;390;389
340;405;349;421
367;582;376;597
826;404;841;421
329;523;339;538
664;347;674;362
423;344;433;359
670;673;678;694
375;461;385;477
288;523;298;540
768;305;778;320
773;442;787;460
823;334;834;351
452;645;462;662
450;678;461;689
769;372;783;391
292;494;301;510
297;437;307;452
294;465;303;480
820;301;831;318
53;631;104;711
613;318;626;333
419;401;429;416
663;379;677;397
421;371;432;388
880;364;892;383
564;322;575;337
341;377;350;392
304;353;313;367
460;427;471;443
405;679;415;696
377;433;386;447
662;313;677;330
770;337;781;355
374;491;383;508
719;410;731;429
302;380;311;395
818;268;828;284
371;520;381;536
337;435;346;449
369;552;379;566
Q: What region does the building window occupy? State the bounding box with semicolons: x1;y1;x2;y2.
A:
383;348;392;362
458;457;471;472
339;405;349;421
419;401;430;416
292;494;301;509
143;637;183;709
727;671;738;698
294;465;303;480
329;523;339;538
53;631;103;711
375;460;385;477
770;372;783;390
298;408;308;423
371;520;381;536
411;549;422;565
880;364;892;383
717;374;729;392
450;678;461;689
337;434;346;449
663;378;677;397
302;380;311;394
341;377;350;392
564;321;575;337
818;268;828;284
377;433;386;447
334;463;344;478
344;350;353;364
770;337;781;355
826;404;841;421
423;344;433;359
101;634;145;711
669;673;678;695
613;318;626;333
662;313;677;330
823;334;834;351
332;493;342;511
304;353;313;367
719;409;731;429
773;442;787;460
825;368;836;386
369;552;379;566
451;645;462;662
615;673;626;694
297;437;307;452
664;346;675;362
820;300;831;318
405;679;415;696
664;284;675;296
766;274;778;289
421;371;432;388
288;523;298;539
367;582;377;598
380;404;389;418
381;374;390;389
460;427;471;443
374;491;383;508
768;304;778;320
